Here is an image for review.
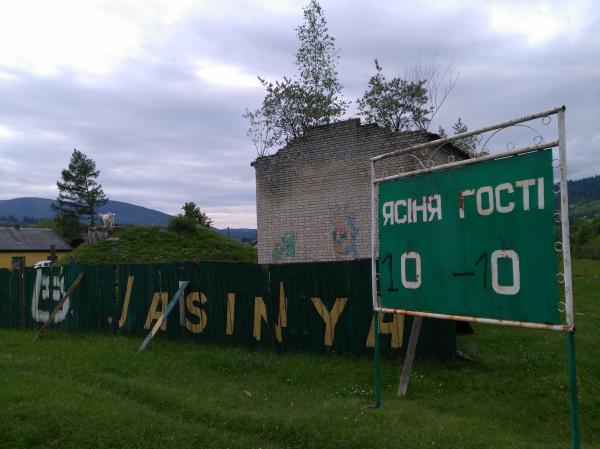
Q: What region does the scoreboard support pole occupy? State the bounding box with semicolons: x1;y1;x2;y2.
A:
370;161;382;408
558;108;581;449
373;311;382;408
567;331;580;449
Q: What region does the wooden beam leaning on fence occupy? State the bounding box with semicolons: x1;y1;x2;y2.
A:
137;281;189;353
33;273;85;341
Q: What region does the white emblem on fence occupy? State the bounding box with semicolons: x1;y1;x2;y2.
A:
31;270;68;323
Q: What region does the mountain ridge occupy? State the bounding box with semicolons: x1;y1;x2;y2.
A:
0;197;172;226
0;197;257;241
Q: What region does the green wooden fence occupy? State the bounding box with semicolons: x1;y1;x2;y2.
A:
0;260;455;358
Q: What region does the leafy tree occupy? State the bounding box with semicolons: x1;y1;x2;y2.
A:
245;0;347;154
357;59;429;132
357;57;457;132
180;202;213;228
52;149;108;226
243;108;281;157
294;0;346;124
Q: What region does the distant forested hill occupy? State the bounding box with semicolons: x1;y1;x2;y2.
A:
567;175;600;222
0;197;257;242
0;197;172;225
568;175;600;204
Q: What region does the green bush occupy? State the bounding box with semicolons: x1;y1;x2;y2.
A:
167;216;198;235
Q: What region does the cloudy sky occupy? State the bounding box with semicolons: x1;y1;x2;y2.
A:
0;0;597;227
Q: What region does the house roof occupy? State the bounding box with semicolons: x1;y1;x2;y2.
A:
0;227;72;251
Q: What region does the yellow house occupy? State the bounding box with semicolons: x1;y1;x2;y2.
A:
0;227;71;269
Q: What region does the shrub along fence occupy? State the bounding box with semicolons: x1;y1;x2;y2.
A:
0;260;455;358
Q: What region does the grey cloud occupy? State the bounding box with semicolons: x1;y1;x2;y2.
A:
0;1;598;227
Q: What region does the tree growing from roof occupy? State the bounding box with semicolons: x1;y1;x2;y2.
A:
244;0;347;155
438;117;479;155
180;201;213;228
357;57;458;132
244;107;282;158
451;117;478;154
357;59;429;132
52;149;108;227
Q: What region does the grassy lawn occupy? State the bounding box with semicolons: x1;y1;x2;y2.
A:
1;260;598;449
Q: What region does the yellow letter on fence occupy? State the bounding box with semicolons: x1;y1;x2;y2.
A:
253;297;268;341
365;312;405;349
275;282;288;343
118;275;134;328
311;297;347;347
226;293;235;335
185;292;207;334
144;291;168;331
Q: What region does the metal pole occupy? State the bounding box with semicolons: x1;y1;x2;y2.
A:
370;160;382;407
371;106;564;162
567;331;581;449
558;108;574;330
373;306;567;332
558;107;580;449
137;281;189;353
374;140;559;185
373;311;382;407
370;161;378;310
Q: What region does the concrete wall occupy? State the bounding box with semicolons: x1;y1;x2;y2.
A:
253;119;467;264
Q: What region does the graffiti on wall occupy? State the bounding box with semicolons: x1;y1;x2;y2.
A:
272;232;297;261
332;215;359;259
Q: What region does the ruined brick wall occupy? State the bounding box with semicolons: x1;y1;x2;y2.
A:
252;119;467;264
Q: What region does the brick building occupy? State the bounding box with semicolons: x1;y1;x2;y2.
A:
252;119;468;264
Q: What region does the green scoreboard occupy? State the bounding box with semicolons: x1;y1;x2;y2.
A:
378;148;560;325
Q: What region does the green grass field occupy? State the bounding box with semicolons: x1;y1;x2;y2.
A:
1;260;598;449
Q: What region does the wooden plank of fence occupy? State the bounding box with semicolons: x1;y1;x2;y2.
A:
137;281;189;353
33;273;84;341
118;275;135;328
397;316;423;396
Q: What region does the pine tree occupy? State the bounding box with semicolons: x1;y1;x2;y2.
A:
452;117;478;155
52;149;108;226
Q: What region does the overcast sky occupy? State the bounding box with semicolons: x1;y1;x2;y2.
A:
0;0;598;227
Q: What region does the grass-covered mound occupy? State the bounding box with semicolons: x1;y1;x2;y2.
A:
63;225;257;265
